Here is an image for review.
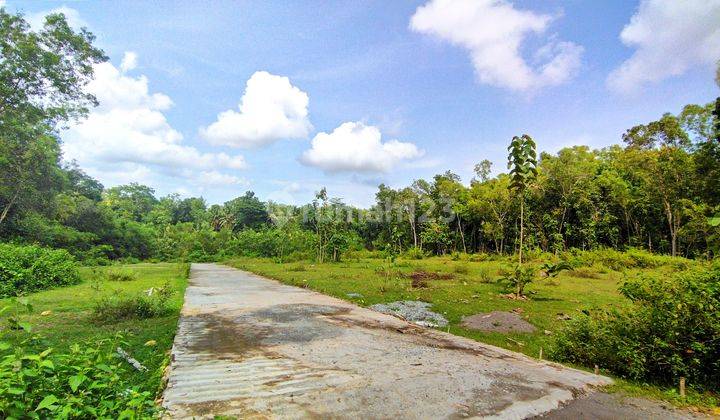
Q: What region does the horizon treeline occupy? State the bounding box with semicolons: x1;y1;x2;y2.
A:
1;99;718;263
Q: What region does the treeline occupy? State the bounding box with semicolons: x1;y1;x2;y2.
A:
1;99;718;263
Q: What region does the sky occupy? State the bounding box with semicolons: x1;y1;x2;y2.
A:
5;0;720;207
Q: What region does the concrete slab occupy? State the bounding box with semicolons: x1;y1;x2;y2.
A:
162;263;611;419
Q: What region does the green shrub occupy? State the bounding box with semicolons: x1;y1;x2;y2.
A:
105;268;138;282
0;244;80;298
478;266;493;283
0;336;156;418
91;284;173;323
468;253;488;262
566;247;694;271
404;247;426;260
453;263;470;274
551;264;720;389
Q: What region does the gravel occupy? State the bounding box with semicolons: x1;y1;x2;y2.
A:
369;301;448;328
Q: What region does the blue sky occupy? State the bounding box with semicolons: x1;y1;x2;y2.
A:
7;0;720;207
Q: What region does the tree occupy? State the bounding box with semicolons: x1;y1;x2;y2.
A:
0;10;106;228
103;183;158;222
473;159;492;183
507;134;537;266
223;191;269;231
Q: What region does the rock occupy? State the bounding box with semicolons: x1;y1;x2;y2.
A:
556;313;572;321
346;293;363;298
370;301;448;328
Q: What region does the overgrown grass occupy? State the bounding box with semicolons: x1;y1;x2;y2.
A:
225;254;718;412
0;263;188;408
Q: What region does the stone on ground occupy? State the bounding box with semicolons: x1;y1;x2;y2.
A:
369;300;448;327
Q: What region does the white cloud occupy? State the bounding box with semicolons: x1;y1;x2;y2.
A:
607;0;720;93
200;71;312;148
120;51;138;73
300;122;423;173
409;0;583;92
63;53;247;187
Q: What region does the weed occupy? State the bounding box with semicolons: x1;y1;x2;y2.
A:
106;268;138;282
91;283;173;323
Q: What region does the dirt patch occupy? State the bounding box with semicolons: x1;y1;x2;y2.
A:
369;300;448;327
403;270;455;288
461;311;537;333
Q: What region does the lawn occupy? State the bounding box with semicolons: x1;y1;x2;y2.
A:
225;254;719;411
0;263;189;400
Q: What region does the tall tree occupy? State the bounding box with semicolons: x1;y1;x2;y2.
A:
0;10;106;228
507;134;537;265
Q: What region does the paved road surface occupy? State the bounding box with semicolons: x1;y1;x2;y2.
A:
162;263;610;419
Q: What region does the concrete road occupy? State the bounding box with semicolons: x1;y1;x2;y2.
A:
162;263;610;419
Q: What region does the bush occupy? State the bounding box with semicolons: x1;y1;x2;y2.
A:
453;263;470;274
0;244;80;298
91;284;173;323
404;247;426;260
0;336;156;418
105;268;138;282
565;247;693;271
551;264;720;389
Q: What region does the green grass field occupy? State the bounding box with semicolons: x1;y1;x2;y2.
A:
225;254;719;412
0;263;189;399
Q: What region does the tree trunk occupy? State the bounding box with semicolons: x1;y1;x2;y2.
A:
663;199;677;257
519;198;524;265
408;212;417;248
457;216;467;253
0;189;19;226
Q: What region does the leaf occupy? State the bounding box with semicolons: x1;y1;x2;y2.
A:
40;359;55;370
709;217;720;227
35;394;59;411
0;341;11;351
18;322;32;333
69;374;85;392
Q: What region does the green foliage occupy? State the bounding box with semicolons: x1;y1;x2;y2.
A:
91;284;173;323
552;265;720;389
0;244;80;297
105;269;138;282
0;8;106;231
540;260;573;278
565;248;693;271
507;134;538;193
498;264;537;298
403;246;426;260
0;335;156;418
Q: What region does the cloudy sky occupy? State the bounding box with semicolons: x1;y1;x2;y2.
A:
6;0;720;206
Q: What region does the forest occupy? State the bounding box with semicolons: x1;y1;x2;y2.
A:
1;7;720;417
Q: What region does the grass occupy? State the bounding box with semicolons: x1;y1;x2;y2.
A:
0;262;189;399
225;254;718;413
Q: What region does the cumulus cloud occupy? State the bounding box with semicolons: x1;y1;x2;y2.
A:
62;53;247;186
200;71;312;148
120;51;138;73
300;122;423;173
608;0;720;93
409;0;583;92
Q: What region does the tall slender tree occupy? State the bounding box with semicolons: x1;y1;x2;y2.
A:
507;134;538;265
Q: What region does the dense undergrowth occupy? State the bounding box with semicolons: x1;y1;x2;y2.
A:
0;263;188;419
0;244;80;298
